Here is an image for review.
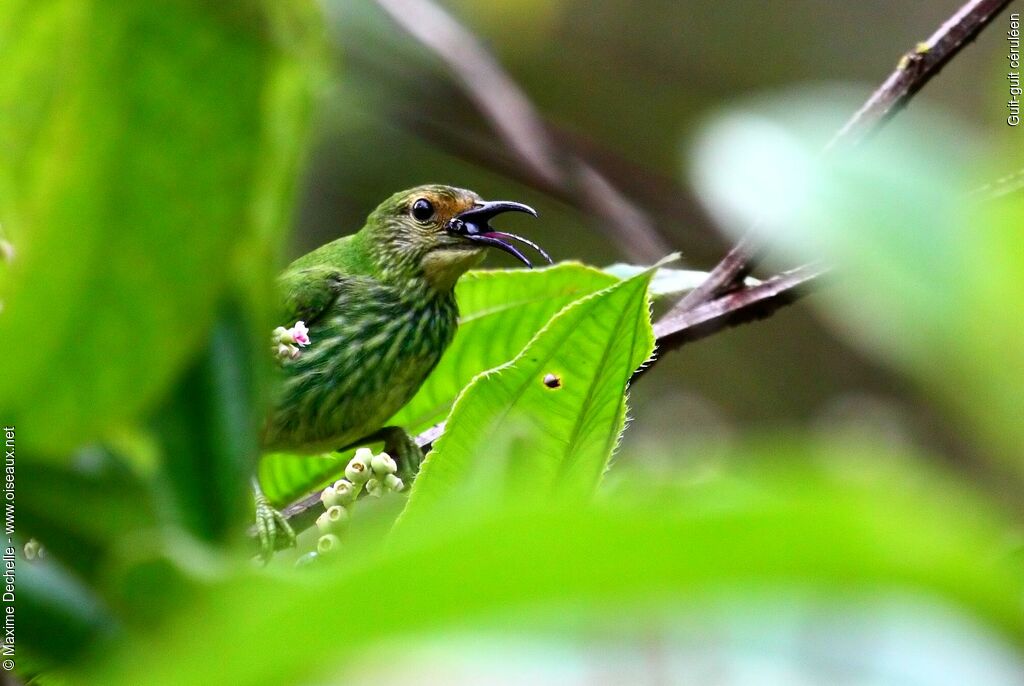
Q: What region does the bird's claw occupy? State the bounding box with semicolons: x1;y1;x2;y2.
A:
381;427;423;484
254;493;296;563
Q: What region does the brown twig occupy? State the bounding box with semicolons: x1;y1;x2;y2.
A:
669;234;759;313
665;0;1017;316
651;263;828;352
826;0;1017;152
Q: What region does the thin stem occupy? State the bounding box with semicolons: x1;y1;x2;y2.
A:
664;0;1016;315
826;0;1017;152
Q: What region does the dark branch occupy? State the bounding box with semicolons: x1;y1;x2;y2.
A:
651;263;828;355
665;0;1017;315
826;0;1017;152
669;234;760;313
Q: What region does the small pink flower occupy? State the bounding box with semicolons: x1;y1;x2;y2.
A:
290;321;310;347
271;321;311;364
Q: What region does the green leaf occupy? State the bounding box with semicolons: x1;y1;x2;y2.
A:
17;446;158;583
258;262;618;506
391;262;619;432
152;306;261;545
398;266;655;528
0;0;319;455
20;552;117;673
80;455;1024;686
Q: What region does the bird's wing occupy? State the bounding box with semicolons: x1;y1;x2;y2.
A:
277;266;369;327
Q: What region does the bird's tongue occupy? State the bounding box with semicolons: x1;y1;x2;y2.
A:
465;232;534;267
482;231;553;265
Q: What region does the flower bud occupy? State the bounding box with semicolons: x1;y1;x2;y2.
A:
330;479;357;505
384;474;405;492
315;505;349;534
272;326;291;344
371;451;398;476
345;448;373;483
317;534;341;555
275;342;299;362
365;478;383;498
320;485;340;508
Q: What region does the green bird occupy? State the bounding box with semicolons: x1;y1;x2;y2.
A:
254;184;549;555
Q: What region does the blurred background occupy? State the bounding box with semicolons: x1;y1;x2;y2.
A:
2;0;1022;684
296;0;1014;487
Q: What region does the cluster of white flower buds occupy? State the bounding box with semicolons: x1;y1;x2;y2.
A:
272;320;310;362
310;447;405;558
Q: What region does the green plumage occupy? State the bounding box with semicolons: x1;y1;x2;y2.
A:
253;184;542;556
264;264;457;453
263;185;488;457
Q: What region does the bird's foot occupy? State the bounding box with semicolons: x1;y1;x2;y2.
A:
253;489;296;563
378;426;423;484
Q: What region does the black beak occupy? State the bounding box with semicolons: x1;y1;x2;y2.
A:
447;200;551;268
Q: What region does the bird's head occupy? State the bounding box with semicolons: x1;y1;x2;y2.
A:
363;185;550;291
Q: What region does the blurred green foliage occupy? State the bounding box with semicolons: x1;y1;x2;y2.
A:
0;1;317;455
692;96;1024;468
83;452;1024;685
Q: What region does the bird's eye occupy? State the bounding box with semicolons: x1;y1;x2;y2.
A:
411;198;435;222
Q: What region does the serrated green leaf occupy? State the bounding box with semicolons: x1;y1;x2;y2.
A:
398;267;655;527
259;262;618;506
391;262;619;432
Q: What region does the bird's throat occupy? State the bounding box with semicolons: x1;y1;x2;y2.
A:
420;248;485;291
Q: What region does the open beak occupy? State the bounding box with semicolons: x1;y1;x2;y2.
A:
447;200;551;268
